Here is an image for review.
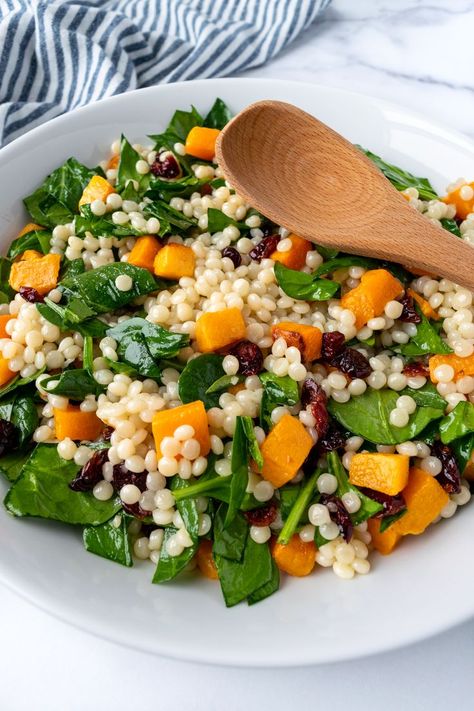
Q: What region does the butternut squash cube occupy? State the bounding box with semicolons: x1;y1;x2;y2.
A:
0;356;15;387
260;414;313;488
78;175;116;208
340;269;404;329
18;249;43;262
442;181;474;219
54;406;104;442
367;518;401;555
407;288;439;321
153;244;195;280
270;234;312;270
152;400;210;457
185;126;220;161
271;321;322;361
128;235;162;272
429;353;474;382
107;154;120;170
272;535;316;576
9;253;61;295
0;314;13;339
391;467;449;536
349;453;409;496
17;223;44;239
195;307;246;353
196;540;218;580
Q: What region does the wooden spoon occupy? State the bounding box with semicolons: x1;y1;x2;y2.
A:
215;100;474;290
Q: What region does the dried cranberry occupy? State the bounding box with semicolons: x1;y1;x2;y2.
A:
69;449;109;492
221;246;242;268
199;182;213;196
244;501;277;526
331;348;371;379
150;152;181;179
359;487;406;519
403;362;429;378
19;286;44;303
0;420;18;457
300;379;329;438
321;331;346;361
398;293;421;324
112;464;147;492
260;221;277;237
431;441;461;494
320;494;353;542
229;340;263;375
317;423;346;453
249;234;280;262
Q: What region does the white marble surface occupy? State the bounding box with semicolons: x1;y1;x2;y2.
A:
2;1;474;709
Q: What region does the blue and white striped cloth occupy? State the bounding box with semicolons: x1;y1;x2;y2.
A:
0;0;331;147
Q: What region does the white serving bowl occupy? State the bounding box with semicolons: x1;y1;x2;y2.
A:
0;78;473;667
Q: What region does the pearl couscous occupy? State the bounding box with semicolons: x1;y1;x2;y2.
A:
1;98;473;607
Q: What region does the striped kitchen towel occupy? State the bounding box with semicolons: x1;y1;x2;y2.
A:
0;0;331;147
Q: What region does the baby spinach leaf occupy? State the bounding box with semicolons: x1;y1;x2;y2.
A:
278;469;320;544
259;372;298;431
247;558;279;605
75;204;141;238
83;513;133;567
116;135;151;194
205;373;244;394
439;401;474;444
0;257;13;303
328;386;445;445
106;318;188;379
166;105;203;142
396;307;452;357
143;199;197;234
403;382;446;410
24;157;97;227
441;218;461;237
214;535;273;608
172;455;231;505
313;254;410;284
0;449;32;483
83;336;94;374
279;484;302;520
206;208;247;234
41;369;104;400
359;148;438;200
37;298;108;338
327;451;383;525
204;98;232;129
239;415;263;469
147;175;210;202
4;444;121;525
171;476;199;542
316;245;339;260
152;527;197;583
451;433;474;473
213;505;248;561
7;228;51;259
60;257;86;281
225;416;253;527
178;354;225;409
274;262;339;301
0;366;45;399
61;263;157;315
0;392;38;447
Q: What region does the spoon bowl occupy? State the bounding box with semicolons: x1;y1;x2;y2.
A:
216;100;474;290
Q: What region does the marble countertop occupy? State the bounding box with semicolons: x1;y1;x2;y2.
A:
2;1;474;709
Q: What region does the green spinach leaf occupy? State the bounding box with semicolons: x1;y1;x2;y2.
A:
359;148;438;200
0;257;13;303
379;509;407;533
166;105;203;142
439;401;474;444
7;228;51;259
178;353;225;409
152;527;197;583
214;535;273;608
314;254;410;284
396;308;452;357
83;513;133;567
204;98;232;129
37;298;108;338
4;444;120;524
451;433;474;473
328;385;445;445
278;469;320;544
143;199;197;235
75;204;141;238
116;135;151;194
441;218;461;237
213;505;248;561
205;373;244;394
0;449;32;483
274;262;340;301
0;366;45;399
259;372;298;431
40;369;104;400
247;558;279;605
225;416;253;527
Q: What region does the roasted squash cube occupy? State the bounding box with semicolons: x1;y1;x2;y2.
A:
260;414;313;488
349;453;409;496
152;400;210;457
153;244;195;280
195;307;246;353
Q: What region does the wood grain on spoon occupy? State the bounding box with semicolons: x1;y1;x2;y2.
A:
215;100;474;290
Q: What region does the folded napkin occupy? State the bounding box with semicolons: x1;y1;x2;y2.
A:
0;0;330;147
